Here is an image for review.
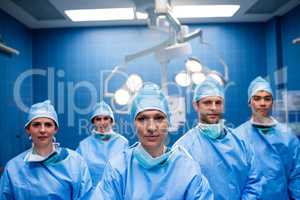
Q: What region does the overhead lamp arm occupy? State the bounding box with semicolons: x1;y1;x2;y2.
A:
124;38;172;63
0;42;19;55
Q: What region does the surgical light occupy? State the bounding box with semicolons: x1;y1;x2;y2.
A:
126;74;143;92
175;71;191;87
208;71;224;86
185;58;203;72
114;89;131;105
192;72;206;85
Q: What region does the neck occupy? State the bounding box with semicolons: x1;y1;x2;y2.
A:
34;143;54;157
143;144;165;158
251;115;272;124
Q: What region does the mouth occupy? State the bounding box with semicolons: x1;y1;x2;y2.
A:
207;114;219;118
37;136;49;140
144;135;160;141
256;109;268;114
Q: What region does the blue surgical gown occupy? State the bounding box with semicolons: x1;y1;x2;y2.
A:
174;126;262;200
0;148;92;200
235;121;300;199
89;143;214;200
76;132;128;187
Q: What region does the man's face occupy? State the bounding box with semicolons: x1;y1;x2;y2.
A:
134;110;168;151
193;96;224;124
93;115;113;133
26;117;57;149
250;91;273;118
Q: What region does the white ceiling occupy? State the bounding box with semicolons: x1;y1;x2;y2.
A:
0;0;300;29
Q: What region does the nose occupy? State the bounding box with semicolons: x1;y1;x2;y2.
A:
147;119;157;133
210;102;217;110
258;99;267;107
40;124;46;133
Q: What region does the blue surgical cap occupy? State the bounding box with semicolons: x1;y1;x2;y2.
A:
248;76;273;102
131;83;170;122
193;77;224;102
90;101;114;123
25;100;59;128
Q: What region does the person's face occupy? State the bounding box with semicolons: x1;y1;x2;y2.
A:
193;96;224;124
26;117;57;148
250;91;273;118
135;110;168;151
93;115;113;133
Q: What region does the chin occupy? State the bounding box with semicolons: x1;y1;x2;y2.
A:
142;141;161;149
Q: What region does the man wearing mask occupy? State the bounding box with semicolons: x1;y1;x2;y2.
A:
235;76;300;199
174;77;262;199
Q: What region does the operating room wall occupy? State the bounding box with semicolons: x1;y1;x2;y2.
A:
281;5;300;91
279;5;300;129
264;5;300;130
32;23;267;148
0;10;33;167
2;6;299;166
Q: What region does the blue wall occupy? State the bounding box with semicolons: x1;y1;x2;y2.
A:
280;5;300;91
280;5;300;125
1;5;300;165
0;10;32;167
31;23;267;148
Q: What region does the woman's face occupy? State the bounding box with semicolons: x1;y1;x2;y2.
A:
26;117;57;149
135;109;168;151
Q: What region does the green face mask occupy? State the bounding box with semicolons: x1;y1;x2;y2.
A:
198;120;225;140
92;129;114;140
254;126;276;135
250;117;277;135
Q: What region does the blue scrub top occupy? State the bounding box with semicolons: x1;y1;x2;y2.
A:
76;132;128;187
174;126;262;200
235;121;300;199
0;148;92;200
89;143;214;200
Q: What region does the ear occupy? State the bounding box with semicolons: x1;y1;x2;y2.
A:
54;127;59;135
192;101;199;112
25;127;31;136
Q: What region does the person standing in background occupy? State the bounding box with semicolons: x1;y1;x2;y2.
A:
235;76;300;199
174;77;262;199
77;101;128;187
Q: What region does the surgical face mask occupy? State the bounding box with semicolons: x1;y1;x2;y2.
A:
133;143;172;169
92;129;114;140
24;143;59;163
198;120;225;140
250;116;278;127
251;117;277;135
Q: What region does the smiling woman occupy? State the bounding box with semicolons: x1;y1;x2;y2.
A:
89;83;214;200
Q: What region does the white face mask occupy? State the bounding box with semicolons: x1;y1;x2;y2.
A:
24;143;59;162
